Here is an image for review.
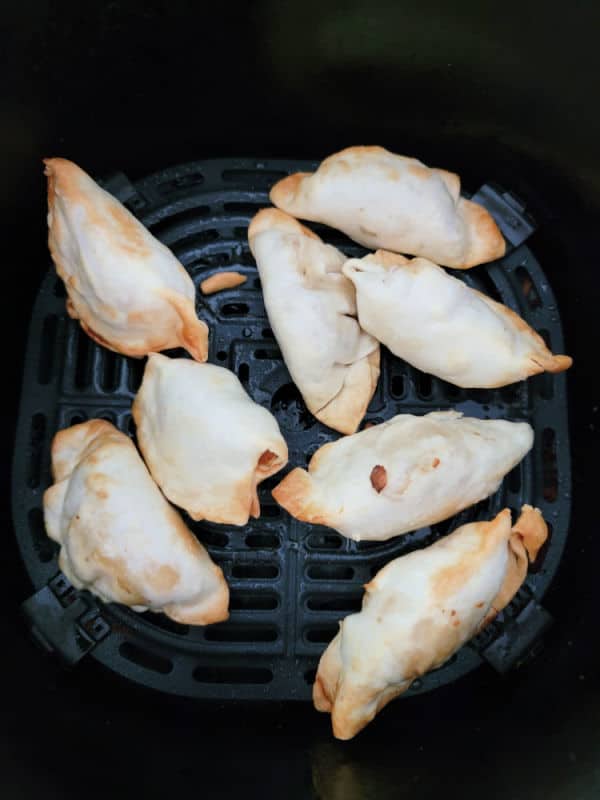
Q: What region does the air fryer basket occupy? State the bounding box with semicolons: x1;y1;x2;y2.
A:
12;158;571;702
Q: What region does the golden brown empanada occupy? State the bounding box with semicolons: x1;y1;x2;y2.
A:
270;146;505;269
132;354;288;525
248;208;379;434
43;419;228;625
343;250;571;387
45;157;208;360
273;411;533;541
314;506;548;739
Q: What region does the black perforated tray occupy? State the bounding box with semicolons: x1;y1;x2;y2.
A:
12;158;571;701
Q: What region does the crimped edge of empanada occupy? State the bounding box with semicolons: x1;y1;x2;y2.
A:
271;467;323;525
161;290;209;362
313;347;380;435
474;289;572;380
456;197;506;268
482;504;548;625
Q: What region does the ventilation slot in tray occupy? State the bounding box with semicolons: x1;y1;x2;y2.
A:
28;507;55;563
255;347;282;360
38;315;58;385
304;626;338;644
28;413;46;489
245;533;280;550
119;642;173;674
193;665;273;684
101;350;121;392
229;592;279;611
204;624;279;643
542;428;558;502
307;565;354;581
306;532;344;551
173;230;220;255
222;302;250;317
231;563;279;580
149;205;210;238
74;326;94;389
193;527;229;548
306;595;362;613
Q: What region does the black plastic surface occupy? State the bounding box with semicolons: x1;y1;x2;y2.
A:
12;158;571;701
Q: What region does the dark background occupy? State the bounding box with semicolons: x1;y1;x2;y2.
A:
2;1;600;798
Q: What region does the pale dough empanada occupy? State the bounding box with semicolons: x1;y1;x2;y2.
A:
132;354;288;525
343;250;572;388
248;208;380;435
272;411;533;541
43;420;229;625
45;157;208;360
270;146;505;269
314;506;548;739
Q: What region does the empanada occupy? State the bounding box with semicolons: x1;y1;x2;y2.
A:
270;146;505;269
248;208;380;435
343;250;572;387
45;157;208;360
314;506;548;739
43;420;228;625
132;354;288;525
272;411;533;541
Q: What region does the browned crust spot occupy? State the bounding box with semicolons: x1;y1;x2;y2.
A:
269;172;312;210
65;297;78;319
457;198;506;269
433;510;512;602
434;168;461;198
50;418;118;481
312;675;333;713
165;566;230;626
370;465;387;493
200;271;247;295
319;145;388;166
407;162;431;180
248;207;322;242
369;249;412;269
44;157;151;257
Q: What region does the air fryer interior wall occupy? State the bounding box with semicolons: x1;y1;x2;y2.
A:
3;2;600;799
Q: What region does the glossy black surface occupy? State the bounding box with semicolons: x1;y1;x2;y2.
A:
3;2;600;798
